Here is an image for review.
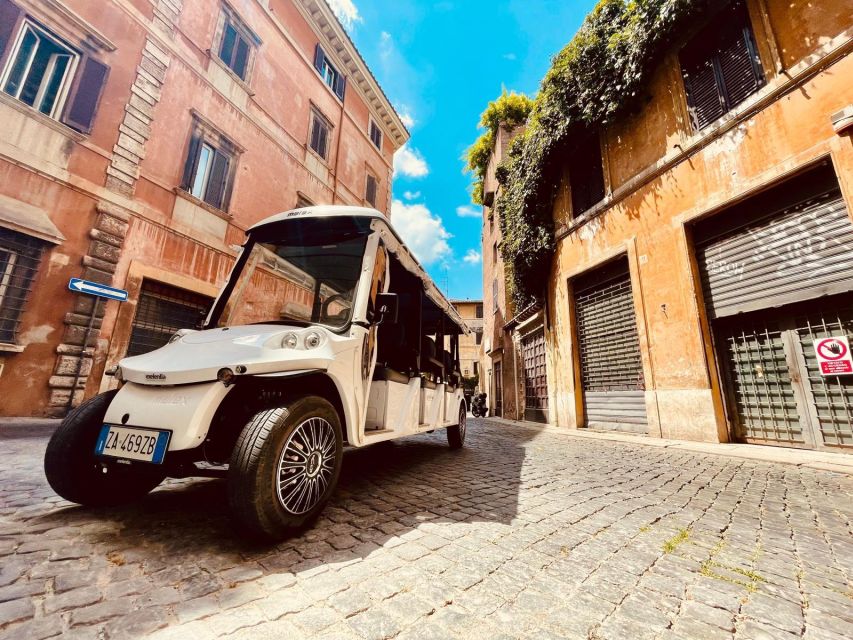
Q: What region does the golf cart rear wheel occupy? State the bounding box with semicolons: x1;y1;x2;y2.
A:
44;391;165;506
228;396;343;541
447;402;466;449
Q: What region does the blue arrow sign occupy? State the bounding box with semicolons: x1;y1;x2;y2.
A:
68;278;128;302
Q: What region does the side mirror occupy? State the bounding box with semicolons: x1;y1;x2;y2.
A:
375;293;399;325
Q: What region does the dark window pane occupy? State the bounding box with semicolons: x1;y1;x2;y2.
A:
219;23;237;68
365;175;377;207
310;115;329;159
3;27;37;98
569;134;605;216
233;36;250;79
38;53;70;114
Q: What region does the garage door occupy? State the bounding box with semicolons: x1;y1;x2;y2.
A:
574;259;647;431
695;164;853;450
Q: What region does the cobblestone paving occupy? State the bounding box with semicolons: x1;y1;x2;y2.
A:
1;419;852;640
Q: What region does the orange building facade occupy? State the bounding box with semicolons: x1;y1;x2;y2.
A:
0;0;407;417
488;0;853;450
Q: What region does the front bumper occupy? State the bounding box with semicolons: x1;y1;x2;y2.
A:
102;381;232;451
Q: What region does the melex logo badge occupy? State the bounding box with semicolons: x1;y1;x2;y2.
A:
814;336;853;376
145;373;167;380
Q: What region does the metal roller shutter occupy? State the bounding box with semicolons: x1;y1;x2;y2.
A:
696;167;853;319
575;260;647;430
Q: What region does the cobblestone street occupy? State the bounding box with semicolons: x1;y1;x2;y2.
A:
1;419;852;640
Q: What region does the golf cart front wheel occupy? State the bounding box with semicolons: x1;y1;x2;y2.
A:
447;402;466;449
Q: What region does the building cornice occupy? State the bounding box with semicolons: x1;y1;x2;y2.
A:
295;0;409;147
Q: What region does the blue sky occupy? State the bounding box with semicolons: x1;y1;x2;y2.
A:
329;0;598;300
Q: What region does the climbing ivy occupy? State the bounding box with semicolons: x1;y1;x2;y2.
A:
485;0;714;308
465;90;533;205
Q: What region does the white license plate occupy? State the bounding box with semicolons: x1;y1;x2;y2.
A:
95;424;171;464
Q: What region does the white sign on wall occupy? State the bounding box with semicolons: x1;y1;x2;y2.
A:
813;336;853;376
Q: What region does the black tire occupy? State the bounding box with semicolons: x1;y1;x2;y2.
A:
228;396;343;541
44;391;165;506
447;401;466;449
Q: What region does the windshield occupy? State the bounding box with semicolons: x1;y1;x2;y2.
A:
211;230;368;331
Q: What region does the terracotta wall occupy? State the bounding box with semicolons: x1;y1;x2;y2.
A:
544;0;853;441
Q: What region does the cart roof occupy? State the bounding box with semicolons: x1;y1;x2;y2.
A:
249;206;470;335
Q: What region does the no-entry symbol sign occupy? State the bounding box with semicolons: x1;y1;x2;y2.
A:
814;336;853;376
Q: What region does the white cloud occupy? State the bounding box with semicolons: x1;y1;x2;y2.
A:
403;191;421;200
463;249;481;265
393;144;429;178
327;0;361;31
391;200;451;265
456;205;481;218
399;110;415;129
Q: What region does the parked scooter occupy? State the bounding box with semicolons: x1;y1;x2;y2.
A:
471;393;488;417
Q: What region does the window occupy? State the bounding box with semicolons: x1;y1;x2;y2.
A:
473;362;479;376
313;44;346;100
365;173;378;208
182;116;240;211
0;227;45;344
492;278;498;312
309;109;332;160
475;332;482;346
215;6;259;81
475;303;483;318
1;7;110;134
680;1;764;131
493;242;498;264
568;134;606;217
127;281;212;357
369;119;382;149
1;21;76;118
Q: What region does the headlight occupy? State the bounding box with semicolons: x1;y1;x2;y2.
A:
304;331;322;349
281;332;299;349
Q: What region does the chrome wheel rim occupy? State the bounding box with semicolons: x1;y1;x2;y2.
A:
276;417;336;515
459;408;466;439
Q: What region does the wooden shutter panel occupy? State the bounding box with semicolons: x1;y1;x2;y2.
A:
61;56;109;134
334;72;346;101
682;58;725;130
181;130;203;190
0;0;22;67
205;150;230;210
313;44;324;73
717;27;762;107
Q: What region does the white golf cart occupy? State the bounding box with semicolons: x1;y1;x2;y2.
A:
44;206;470;540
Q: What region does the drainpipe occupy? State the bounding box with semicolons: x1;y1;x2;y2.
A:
331;85;346;204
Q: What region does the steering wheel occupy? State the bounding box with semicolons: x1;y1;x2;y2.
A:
321;294;349;322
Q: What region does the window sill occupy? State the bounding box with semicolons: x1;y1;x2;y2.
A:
173;188;232;220
0;342;25;353
207;51;256;96
0;91;85;142
306;146;330;166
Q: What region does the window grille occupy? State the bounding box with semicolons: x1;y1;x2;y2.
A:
0;227;44;344
126;281;212;357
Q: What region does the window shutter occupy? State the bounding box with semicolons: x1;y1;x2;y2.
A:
717;27;762;107
0;0;22;66
313;44;324;73
205;150;230;210
233;36;250;80
682;58;725;130
61;56;109;134
334;72;346;101
181;129;203;190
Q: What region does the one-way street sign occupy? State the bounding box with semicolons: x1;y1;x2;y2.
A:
68;278;128;302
